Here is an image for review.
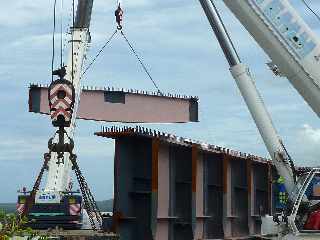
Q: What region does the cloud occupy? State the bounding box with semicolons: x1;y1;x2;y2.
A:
0;1;51;27
10;34;52;48
2;0;320;203
0;138;48;162
74;136;114;158
301;124;320;143
293;124;320;167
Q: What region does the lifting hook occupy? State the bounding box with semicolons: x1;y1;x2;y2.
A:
115;3;123;30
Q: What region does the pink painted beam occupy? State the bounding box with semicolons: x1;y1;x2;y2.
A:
28;84;198;123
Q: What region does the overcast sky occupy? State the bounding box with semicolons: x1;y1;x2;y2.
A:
1;0;320;203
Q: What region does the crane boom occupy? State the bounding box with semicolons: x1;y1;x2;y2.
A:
223;0;320;118
199;0;296;197
200;0;320;237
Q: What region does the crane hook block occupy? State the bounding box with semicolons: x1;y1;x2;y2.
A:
115;4;123;30
48;79;75;128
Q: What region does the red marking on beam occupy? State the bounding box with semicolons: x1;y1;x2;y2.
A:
152;139;159;191
223;154;230;194
192;145;198;193
247;158;252;195
112;138;121;233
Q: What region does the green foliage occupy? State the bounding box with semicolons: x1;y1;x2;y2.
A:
0;209;37;239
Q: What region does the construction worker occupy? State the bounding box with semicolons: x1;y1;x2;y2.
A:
275;176;288;210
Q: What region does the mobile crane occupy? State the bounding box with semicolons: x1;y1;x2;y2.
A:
199;0;320;239
17;0;99;230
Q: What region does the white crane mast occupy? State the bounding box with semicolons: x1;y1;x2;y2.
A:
44;29;90;192
39;0;93;199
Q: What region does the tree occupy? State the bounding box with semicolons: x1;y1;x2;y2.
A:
0;209;35;239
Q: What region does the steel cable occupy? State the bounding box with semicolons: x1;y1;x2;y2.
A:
60;0;64;68
71;0;75;83
120;30;163;95
51;0;58;82
81;29;118;77
301;0;320;23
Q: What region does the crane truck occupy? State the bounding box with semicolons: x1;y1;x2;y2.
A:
17;0;95;229
199;0;320;239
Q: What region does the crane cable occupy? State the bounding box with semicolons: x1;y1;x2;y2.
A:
81;29;118;77
60;0;64;68
301;0;320;23
82;4;163;95
51;0;58;83
71;0;75;83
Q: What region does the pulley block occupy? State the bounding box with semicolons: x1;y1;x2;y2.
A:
48;79;75;127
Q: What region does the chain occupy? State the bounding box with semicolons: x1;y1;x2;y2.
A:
23;152;51;216
73;164;97;230
69;154;103;230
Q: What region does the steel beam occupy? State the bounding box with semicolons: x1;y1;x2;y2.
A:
28;85;198;123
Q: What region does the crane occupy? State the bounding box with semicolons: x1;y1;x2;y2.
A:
199;0;320;239
44;0;93;198
17;0;101;230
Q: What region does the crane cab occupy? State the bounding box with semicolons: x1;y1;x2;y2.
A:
287;169;320;235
